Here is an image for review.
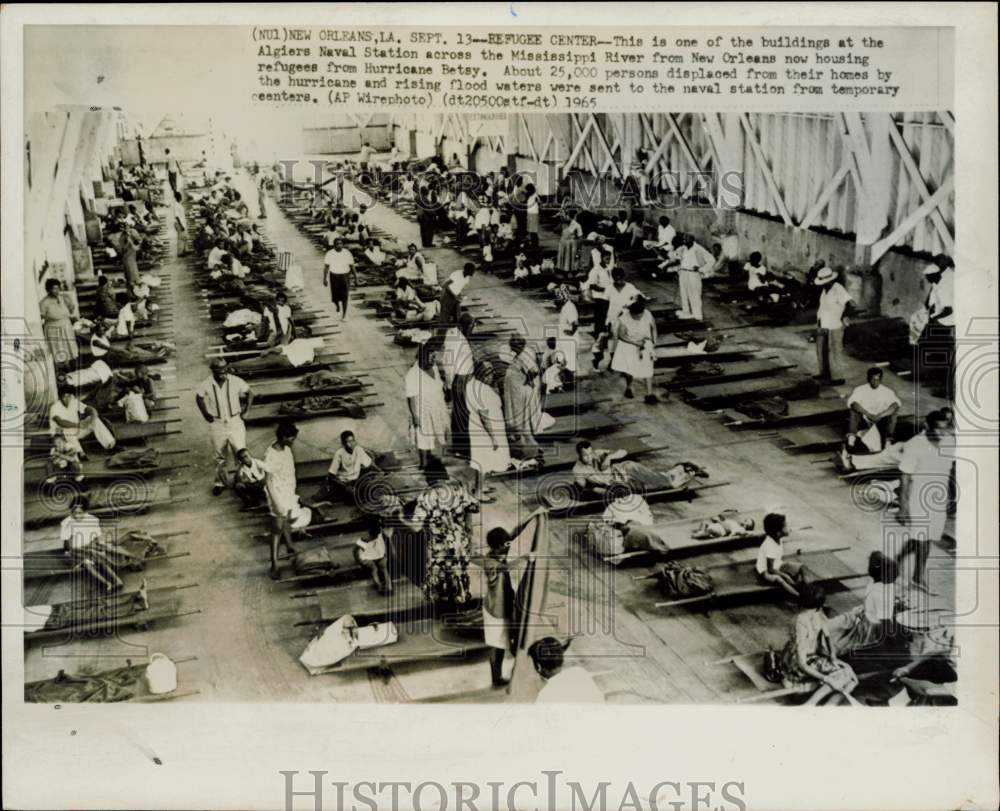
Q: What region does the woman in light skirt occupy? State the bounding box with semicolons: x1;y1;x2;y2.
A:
610;296;658;404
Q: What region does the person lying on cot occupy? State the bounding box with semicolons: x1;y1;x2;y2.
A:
571;441;687;499
835;435;906;474
354;518;392;596
324;430;382;504
691;511;756;539
754;512;814;599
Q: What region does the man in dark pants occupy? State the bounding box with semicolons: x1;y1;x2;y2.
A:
323;237;356;320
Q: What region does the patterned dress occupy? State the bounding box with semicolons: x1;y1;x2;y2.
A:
415;481;476;606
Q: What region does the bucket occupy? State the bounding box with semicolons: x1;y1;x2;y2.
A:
145;653;177;695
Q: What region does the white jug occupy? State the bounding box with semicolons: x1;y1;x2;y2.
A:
145;653;177;695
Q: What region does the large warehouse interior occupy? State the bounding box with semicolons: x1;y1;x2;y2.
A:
17;106;961;705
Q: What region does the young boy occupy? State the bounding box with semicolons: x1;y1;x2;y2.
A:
354;520;392;595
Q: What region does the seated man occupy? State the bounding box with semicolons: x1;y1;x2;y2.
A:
60;496;123;592
233;447;267;508
846;367;901;452
324;430;381;504
571;440;694;498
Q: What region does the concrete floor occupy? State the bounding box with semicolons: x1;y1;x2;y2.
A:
22;167;955;703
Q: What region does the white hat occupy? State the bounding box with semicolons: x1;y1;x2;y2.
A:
814;267;837;285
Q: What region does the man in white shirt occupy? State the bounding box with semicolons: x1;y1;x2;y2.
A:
585;252;613;367
195;358;253;495
165;148;180;193
323;237;355;320
677;234;714;321
918;257;956;396
172;191;188;256
813;266;853;383
440;262;476;326
896;409;955;594
60;497;123;592
206;240;227;270
847;367;901;449
325;430;378;502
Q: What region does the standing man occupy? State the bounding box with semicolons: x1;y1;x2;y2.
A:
323;236;356;320
895;409;955;595
172;191;188;256
195;358;253;496
917;256;955;395
164;148;180;194
441;312;476;461
585;251;613;369
440;262;475;326
814;266;853;384
676;234;714;321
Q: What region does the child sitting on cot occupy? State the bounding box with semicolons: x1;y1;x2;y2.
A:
47;430;85;483
354;519;392;595
117;382;150;424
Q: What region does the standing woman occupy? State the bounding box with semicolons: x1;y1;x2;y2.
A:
554;284;580;380
172;191;189;256
405;342;449;469
465;359;511;502
120;225;142;291
39;278;79;369
524;183;540;243
556;208;583;277
611;296;658;404
416;183;439;248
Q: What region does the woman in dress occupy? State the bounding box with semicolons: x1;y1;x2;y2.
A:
780;584;861;705
556;209;583;277
465;360;511;503
404;479;477;609
39;278;78;368
502;335;543;460
554;284;581;380
405;342;449;469
610;296;658;404
524;183;540;242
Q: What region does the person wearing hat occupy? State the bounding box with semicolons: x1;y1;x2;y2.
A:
914;255;955;395
195;358;254;496
814;265;853;384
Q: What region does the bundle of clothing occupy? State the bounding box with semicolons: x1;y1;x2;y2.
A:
673;361;724;380
26;661;149;703
106;447;161;469
277;396;365;419
739;396;789;422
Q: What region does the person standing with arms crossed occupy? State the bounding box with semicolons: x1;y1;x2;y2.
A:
195;358;254;496
323;236;356;321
